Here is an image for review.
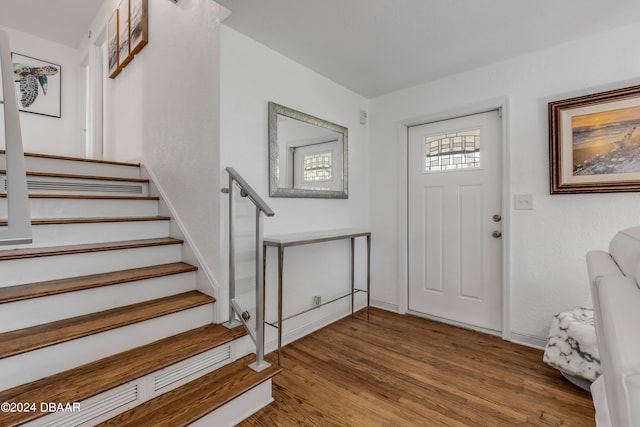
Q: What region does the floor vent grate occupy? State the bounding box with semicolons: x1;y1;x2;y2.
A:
26;180;144;194
39;384;138;427
155;346;232;391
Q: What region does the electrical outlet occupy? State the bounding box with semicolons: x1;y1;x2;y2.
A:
313;295;322;306
514;194;533;210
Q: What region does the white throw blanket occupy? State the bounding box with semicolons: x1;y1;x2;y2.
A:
543;306;601;382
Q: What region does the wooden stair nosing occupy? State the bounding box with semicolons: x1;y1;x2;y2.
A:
0;194;160;200
0;216;171;227
0;150;141;168
0;262;198;304
97;354;281;427
0;237;183;261
0;324;247;427
0;291;215;360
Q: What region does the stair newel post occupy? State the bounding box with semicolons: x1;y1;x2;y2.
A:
0;30;32;246
224;174;241;329
223;167;274;372
249;205;270;372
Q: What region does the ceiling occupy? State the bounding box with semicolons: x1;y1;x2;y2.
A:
0;0;104;48
1;1;640;98
217;0;640;98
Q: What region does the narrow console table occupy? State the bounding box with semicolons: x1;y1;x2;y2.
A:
263;228;371;365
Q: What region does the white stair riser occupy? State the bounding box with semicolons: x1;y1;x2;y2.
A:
27;337;253;427
0;198;159;219
0;220;171;249
0;220;170;250
189;380;274;427
0;272;197;332
0;155;141;180
12;176;149;197
0;304;214;390
0;244;183;287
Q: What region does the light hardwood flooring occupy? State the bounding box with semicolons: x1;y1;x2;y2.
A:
240;307;595;426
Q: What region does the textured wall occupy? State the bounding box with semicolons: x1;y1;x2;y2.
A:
139;0;224;288
0;25;80;157
83;0;225;299
369;22;640;344
220;27;370;335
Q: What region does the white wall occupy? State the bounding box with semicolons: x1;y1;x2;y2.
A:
0;25;80;156
369;22;640;344
140;0;224;291
82;0;225;307
220;27;370;339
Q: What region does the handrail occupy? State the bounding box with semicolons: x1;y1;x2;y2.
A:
223;167;274;372
225;167;274;217
0;30;32;245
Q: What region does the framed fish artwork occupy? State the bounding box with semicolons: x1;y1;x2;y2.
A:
550;85;640;193
11;53;61;118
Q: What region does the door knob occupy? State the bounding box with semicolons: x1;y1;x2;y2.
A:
492;230;502;238
492;214;502;222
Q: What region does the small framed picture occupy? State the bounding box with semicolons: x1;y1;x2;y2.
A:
130;0;149;55
12;53;61;118
107;9;120;79
549;85;640;193
118;0;133;69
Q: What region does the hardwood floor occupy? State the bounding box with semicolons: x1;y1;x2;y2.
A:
240;308;595;426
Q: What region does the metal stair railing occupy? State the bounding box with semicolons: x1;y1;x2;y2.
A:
0;30;32;246
223;167;274;372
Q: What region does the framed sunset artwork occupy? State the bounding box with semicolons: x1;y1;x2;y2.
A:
550;85;640;193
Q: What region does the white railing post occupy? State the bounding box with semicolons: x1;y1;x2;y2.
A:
0;30;31;245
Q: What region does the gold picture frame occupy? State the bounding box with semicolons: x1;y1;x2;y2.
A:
108;0;148;79
549;85;640;193
117;0;133;69
107;9;120;79
130;0;149;55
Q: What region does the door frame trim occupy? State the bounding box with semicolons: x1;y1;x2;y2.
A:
396;97;512;341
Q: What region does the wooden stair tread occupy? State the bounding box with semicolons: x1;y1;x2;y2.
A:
0;237;182;261
0;324;246;426
98;354;281;427
0;194;159;200
0;262;198;304
0;216;170;226
0;150;140;168
0;290;214;359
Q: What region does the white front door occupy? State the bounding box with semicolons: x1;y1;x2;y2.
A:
408;110;503;332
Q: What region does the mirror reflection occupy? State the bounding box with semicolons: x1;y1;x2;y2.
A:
268;102;348;198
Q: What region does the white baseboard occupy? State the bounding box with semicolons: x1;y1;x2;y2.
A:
264;299;368;354
372;302;548;351
370;299;399;313
189;380;273;427
140;162;221;320
510;331;548;350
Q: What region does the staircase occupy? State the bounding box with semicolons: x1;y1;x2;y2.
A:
0;151;280;427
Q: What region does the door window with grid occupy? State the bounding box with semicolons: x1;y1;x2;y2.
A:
424;129;480;172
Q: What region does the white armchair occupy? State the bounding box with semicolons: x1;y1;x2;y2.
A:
587;227;640;427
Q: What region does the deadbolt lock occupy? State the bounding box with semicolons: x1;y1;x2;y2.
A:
492;214;502;222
